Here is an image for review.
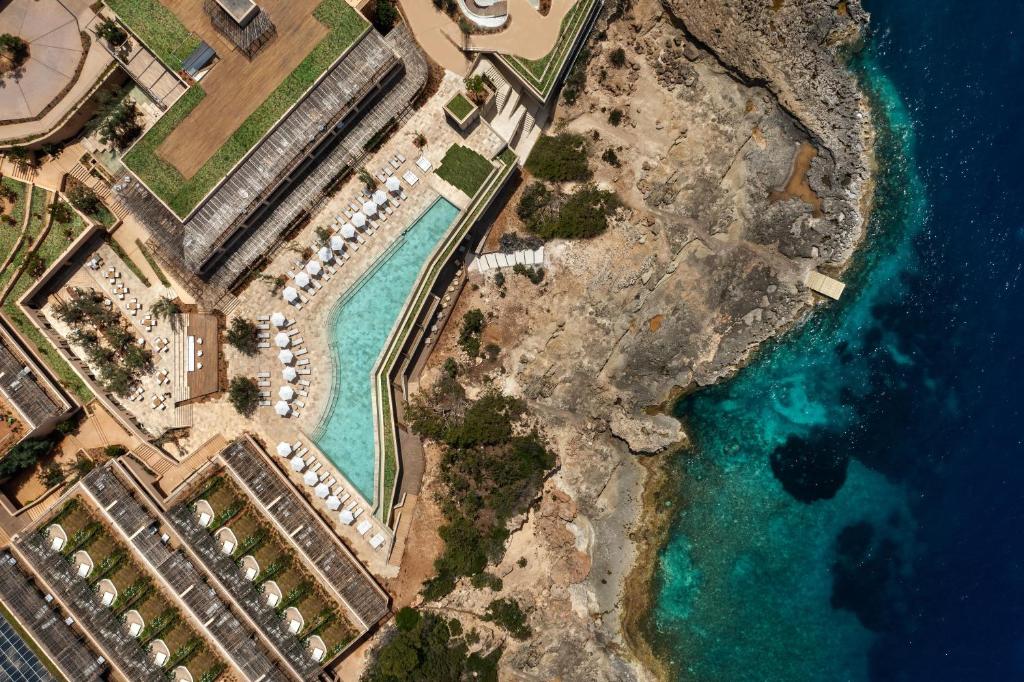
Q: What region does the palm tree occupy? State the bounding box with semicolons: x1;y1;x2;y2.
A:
150;296;180;330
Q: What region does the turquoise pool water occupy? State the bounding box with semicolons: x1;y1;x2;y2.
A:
315;198;460;502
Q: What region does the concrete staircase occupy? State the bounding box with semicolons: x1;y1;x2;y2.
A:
69;164;129;220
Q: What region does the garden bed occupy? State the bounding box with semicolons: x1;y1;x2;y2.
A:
435;144;495;197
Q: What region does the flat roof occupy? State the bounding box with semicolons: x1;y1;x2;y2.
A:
215;0;259;24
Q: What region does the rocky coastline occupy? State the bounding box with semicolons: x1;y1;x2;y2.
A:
388;0;876;679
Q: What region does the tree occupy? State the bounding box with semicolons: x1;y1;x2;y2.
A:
149;296;180;323
374;0;399;32
0;34;29;74
228;377;260;417
358;167;376;192
90;95;143;151
609;47;626;68
482;598;532;639
95;19;128;47
0;439;53;478
412;131;427;148
464;75;487;105
104;444;127;458
458;309;485;357
49;201;73;225
524;133;591;182
226;317;258;356
608;108;623;126
39;462;65;489
66;183;105;220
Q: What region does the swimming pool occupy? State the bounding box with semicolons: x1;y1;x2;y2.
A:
314;198;460;502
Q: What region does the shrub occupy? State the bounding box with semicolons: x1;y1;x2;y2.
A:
516;182;553;223
373;0;399;32
601;148;621;167
464;75;488;105
104;444;128;458
39;462;65;489
524;134;591;183
482;598;532;640
394;607;420;632
94;98;143;150
364;611;500;682
529;185;618;240
228;377;260;417
609;47;626;67
49;201;73;225
608;108;623;126
226;317;259;356
96;19;128;46
458;309;485;358
0;439;53;478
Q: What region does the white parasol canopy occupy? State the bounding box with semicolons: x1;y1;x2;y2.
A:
279;385;294;401
282;366;297;382
290;456;305;472
339;510;354;525
341;222;357;238
362;200;377;217
318;246;333;263
351;212;366;228
275;401;291;416
385;176;400;193
271;312;287;328
283;286;299;303
305;260;322;276
373;189;388;206
274;332;290;348
294;271;311;288
276;442;292;457
303;470;318;486
330;235;345;251
278;349;294;364
315;483;330;499
325;495;341;510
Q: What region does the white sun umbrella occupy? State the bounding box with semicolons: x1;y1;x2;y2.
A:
275;400;291;416
362;200;377;217
373;189;388;206
290;455;305;472
351;212;366;228
325;495;341;511
278;349;294;364
283;286;299;303
271;311;287;328
318;246;333;263
303;470;318;486
274;332;290;348
276;442;292;457
306;260;322;276
385;176;401;193
339;509;354;525
314;483;330;499
294;271;311;288
279;385;295;401
282;366;297;382
330;234;345;251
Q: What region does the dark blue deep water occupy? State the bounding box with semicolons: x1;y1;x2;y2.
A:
650;1;1024;680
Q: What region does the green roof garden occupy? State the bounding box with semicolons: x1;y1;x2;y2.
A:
499;0;598;100
120;0;368;218
445;93;476;123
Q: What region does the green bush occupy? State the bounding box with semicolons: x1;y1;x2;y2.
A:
608;108;623;126
436;144;494;197
482;598;532;640
226;317;259;356
0;439;53;478
609;47;626;67
524;133;591;182
228;376;260;417
458;309;485;358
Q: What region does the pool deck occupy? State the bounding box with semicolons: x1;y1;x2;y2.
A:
167;74;505;575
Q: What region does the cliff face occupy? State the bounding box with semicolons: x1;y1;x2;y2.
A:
401;1;874;680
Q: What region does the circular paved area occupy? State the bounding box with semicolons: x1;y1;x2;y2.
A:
0;0;84;121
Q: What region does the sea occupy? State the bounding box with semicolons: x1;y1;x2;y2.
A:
647;1;1024;680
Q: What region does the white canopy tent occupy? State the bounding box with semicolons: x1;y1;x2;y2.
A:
318;246;333;263
339;509;354;525
271;312;287;328
274;332;290;348
275;401;291;416
306;260;322;276
278;349;294;364
276;442;292;457
279;385;295;401
362;200;377;217
325;495;341;511
330;234;345;251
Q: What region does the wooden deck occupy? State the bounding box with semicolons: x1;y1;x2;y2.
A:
185;312;220;397
805;271;846;300
156;0;328;177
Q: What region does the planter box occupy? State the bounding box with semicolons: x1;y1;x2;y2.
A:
444;93;480;131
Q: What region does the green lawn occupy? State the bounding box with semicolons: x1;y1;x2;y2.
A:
105;0;200;71
502;0;597;98
446;93;475;121
0;186;48;293
435;144;494;197
1;177;28;230
2;203;93;403
123;0;368;218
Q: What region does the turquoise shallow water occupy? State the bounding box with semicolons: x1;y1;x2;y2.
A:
650;0;1024;678
315;198;459;501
